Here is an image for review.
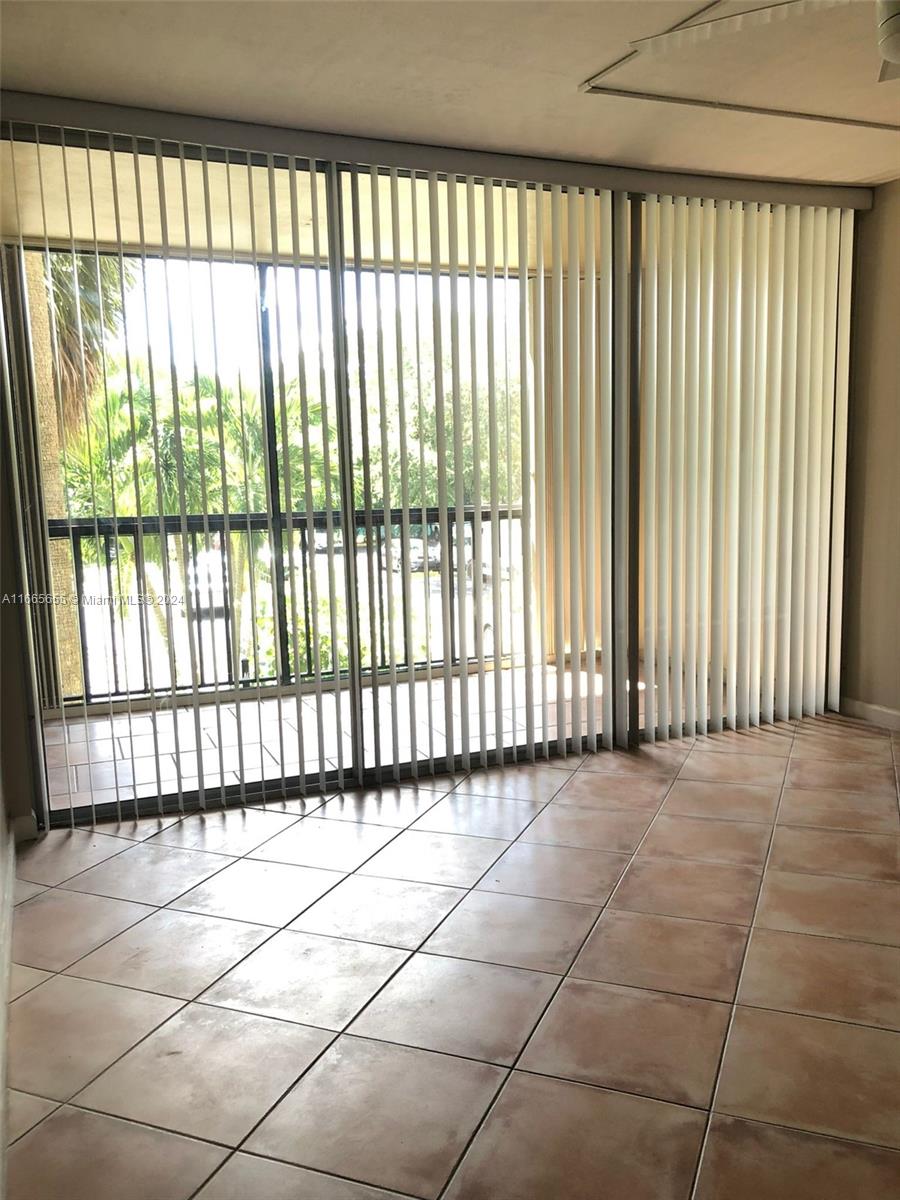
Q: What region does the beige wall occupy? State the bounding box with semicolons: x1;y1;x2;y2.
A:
842;178;900;720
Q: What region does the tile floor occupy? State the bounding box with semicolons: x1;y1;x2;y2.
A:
7;712;900;1199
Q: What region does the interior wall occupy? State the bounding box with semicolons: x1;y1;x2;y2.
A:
842;177;900;724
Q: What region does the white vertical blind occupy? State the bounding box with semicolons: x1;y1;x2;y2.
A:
0;122;855;827
642;195;854;735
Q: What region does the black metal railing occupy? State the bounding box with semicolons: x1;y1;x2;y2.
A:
47;505;523;704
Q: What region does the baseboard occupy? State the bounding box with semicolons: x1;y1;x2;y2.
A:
840;697;900;732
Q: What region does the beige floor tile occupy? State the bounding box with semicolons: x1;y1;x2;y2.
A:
679;751;787;787
769;825;899;882
638;814;770;868
478;842;629;906
290;875;464;948
196;1154;406;1199
411;794;543;839
13;888;154;971
611;857;761;925
791;733;895;763
7;1107;227;1200
778;787;900;834
578;743;691;777
8;974;181;1100
148;806;301;855
755;869;900;946
660;779;779;823
13;879;47;905
315;785;445;827
65;908;272;998
696;1114;900;1200
7;1090;57;1143
172;857;343;926
249;817;398;872
444;1071;706;1200
16;830;132;886
8;963;53;1001
716;1006;900;1148
739;928;900;1030
692;727;794;757
786;758;898;797
452;764;573;802
76;1003;332;1144
246;1036;504;1199
520;978;729;1107
202;929;407;1028
424;890;598;973
572;909;747;1001
552;773;671;811
350;953;557;1064
521;805;652;853
359;830;510;887
60;842;233;905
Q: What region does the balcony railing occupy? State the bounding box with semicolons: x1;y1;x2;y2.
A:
47;506;524;705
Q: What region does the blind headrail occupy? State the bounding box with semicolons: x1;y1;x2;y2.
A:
0;89;874;211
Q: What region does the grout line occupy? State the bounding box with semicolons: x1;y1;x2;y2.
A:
685;718;798;1197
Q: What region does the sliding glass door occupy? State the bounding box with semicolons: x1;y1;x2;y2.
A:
0;121;854;830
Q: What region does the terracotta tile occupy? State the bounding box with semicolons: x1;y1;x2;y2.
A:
172;857;343;927
692;727;794;757
15;829;132;886
201;929;407;1028
755;870;900;946
8;974;180;1100
716;1006;900;1148
611;857;761;925
696;1114;900;1200
552;773;671;811
350;953;557;1064
572;909;747;1001
247;1036;503;1198
7;1090;57;1143
7;1107;226;1200
291;875;464;949
679;751;787;787
521;977;729;1107
77;1003;332;1145
249;817;398;871
13;888;154;971
778;787;900;834
13;879;46;905
359;830;509;887
444;1070;706;1200
315;785;445;827
786;758;898;797
521;805;652;853
739;928;900;1030
424;890;598;973
578;743;690;777
65;908;271;999
148;806;301;855
792;737;895;765
661;780;779;823
769;825;899;882
452;764;572;802
412;794;543;839
478;842;629;906
8;963;52;1001
196;1155;405;1199
59;843;233;905
639;813;770;868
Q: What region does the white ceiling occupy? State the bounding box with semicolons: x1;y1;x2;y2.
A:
2;0;899;185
